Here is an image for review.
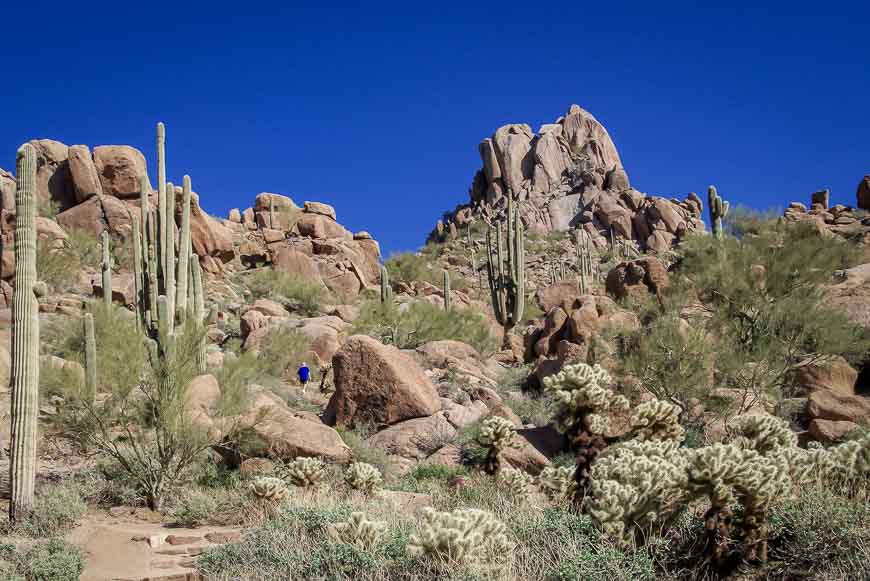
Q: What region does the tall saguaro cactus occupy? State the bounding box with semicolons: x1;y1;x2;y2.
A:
485;195;525;346
84;313;97;400
380;266;392;304
577;235;594;295
443;270;451;311
157;122;167;280
9;144;40;522
101;230;113;308
175;176;192;322
708;185;730;239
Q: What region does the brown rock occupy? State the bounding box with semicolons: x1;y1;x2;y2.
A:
228;208;242;223
368;412;457;459
93;145;147;199
188;192;235;262
502;435;551;475
30;139;74;209
186;374;221;430
470;386;522;427
328;335;441;427
566;299;599;344
254;192;297;212
297;213;350;239
56;197;106;237
240;457;276;477
857;176;870;211
808;419;859;443
606;257;669;300
0;169;14;214
68;145;103;202
239;391;351;463
273;247;323;285
535;307;568;357
250;298;286;317
795;356;857;396
240;310;267;340
303;201;337;220
535;281;583;313
92;272;135;306
807;390;870;423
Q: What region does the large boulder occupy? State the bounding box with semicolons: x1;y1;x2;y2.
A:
297;213;350;239
30;139;74;210
807;390;870;423
186;191;234;262
856;175;870;211
238;391;351;463
327;335;441;427
93;145;148;199
794;357;857;396
368;412;457;459
68;145;102;203
273;247;323;285
535;280;584;313
606;257;669;300
0;169;14;213
186;374;221;430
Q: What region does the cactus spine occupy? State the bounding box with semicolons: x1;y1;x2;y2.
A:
708;185;730;239
443;270;451;311
84;313;97;400
9;144;40;522
380;265;392;304
100;230;112;308
485;195;525;346
175;176;192;322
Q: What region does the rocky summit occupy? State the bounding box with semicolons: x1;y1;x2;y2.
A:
433;104;705;253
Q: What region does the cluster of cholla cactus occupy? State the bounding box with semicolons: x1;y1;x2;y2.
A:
408;507;513;572
485;193;525;346
708;185;730;239
327;512;387;550
477;415;520;475
630;400;685;442
537;466;577;503
8;144;40;522
587;439;688;543
345;462;383;495
498;466;533;503
250;476;290;502
283;457;326;489
543;363;629;500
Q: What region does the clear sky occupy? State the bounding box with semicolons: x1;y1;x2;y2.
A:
2;1;868;255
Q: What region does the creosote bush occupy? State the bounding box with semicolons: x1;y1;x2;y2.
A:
0;539;85;581
242;268;326;315
2;483;86;538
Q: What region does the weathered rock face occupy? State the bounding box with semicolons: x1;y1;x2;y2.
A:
93;146;148;199
327;335;441;427
31;139;75;210
605;257;670;301
856;175;870;211
68;145;103;203
433;104;705;251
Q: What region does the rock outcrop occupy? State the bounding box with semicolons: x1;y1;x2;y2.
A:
433;104;706;252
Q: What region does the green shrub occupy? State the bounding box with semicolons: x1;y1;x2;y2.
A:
11;484;86;538
336;425;390;475
172;489;220;528
385;251;441;286
352;300;496;355
0;538;85;581
724;204;784;238
243;269;324;316
258;327;312;382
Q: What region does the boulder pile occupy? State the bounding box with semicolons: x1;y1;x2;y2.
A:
433;105;706;253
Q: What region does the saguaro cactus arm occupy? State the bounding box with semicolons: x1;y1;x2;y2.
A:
9;143;40;522
175;175;192;322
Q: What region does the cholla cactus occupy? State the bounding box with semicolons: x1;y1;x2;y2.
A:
408;508;513;572
543;363;628;440
477;416;520;475
345;462;383;495
328;512;387;550
250;477;290;502
284;457;326;489
543;363;628;501
630;400;685;442
538;466;577;503
731;414;797;455
498;467;533;502
587;439;688;543
785;433;870;485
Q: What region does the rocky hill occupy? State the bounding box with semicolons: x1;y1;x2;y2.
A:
433;104;706;253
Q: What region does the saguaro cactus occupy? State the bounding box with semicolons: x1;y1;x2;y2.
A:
708;185;730;239
175;176;192;322
9;143;40;522
84;313;97;400
577;235;594;295
101;230;112;308
156;122;167;279
164;182;176;327
485;195;525;345
380;265;392;304
443;270;451;311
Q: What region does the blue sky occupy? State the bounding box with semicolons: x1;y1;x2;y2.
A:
2;1;868;255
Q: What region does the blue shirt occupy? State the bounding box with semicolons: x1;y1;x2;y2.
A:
298;366;310;382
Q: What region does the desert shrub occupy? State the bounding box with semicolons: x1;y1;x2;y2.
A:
65;228;101;270
52;310;248;511
5;484;86;538
385;251;441;286
257;327;312;382
0;538;85;581
243;269;324;315
613;312;714;407
352;299;496;355
724;204;783;238
765;485;870;578
36;239;77;292
336;425;390;475
172;489;221;528
676;221;870;408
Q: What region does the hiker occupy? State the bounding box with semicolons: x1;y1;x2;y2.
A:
298;362;311;393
